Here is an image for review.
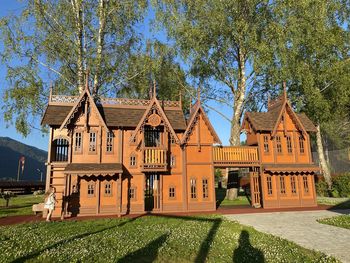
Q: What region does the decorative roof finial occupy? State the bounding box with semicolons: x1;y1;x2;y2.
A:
153;79;157;98
85;69;90;92
179;90;182;108
267;92;271;108
197;87;201;103
49;82;53;102
283;81;287;99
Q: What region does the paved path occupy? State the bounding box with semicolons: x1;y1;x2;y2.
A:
225;210;350;263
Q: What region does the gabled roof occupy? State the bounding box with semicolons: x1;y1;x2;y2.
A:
130;96;180;144
181;101;221;145
243;91;317;134
58;88;108;131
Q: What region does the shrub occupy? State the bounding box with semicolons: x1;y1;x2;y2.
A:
332;173;350;197
0;191;16;207
316;180;328;197
33;190;45;196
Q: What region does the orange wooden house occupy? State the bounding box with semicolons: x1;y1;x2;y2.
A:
41;83;319;217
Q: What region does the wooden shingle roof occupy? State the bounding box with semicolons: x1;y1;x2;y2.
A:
42;104;187;130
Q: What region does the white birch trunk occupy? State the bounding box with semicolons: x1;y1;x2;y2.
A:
71;0;85;94
316;124;332;190
93;0;107;95
227;49;246;200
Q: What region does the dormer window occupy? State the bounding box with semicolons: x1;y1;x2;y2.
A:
170;135;176;145
286;136;293;153
89;132;96;152
276;136;282;154
74;132;82;153
263;136;269;153
106;132;113;152
299;137;305;154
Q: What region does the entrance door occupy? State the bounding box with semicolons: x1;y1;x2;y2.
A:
145;174;160;211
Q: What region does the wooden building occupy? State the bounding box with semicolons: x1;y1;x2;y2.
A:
41;83;319;217
241;89;319;208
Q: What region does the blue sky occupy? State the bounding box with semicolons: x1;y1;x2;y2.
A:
0;1;232;151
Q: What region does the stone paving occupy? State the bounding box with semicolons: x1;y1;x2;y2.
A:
225;209;350;263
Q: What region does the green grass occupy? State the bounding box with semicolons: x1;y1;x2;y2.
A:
0;194;44;218
317;197;350;209
318;215;350;230
0;215;339;263
216;188;250;207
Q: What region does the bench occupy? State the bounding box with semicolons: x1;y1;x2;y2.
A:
32;203;44;215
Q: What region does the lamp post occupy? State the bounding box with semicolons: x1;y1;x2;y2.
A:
36;169;43;182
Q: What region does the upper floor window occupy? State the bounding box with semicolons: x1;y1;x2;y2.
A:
202;179;209;199
89;132;97;152
266;176;273;195
190;178;197;199
276;136;282;154
263;136;269;153
130;154;137;167
52;138;69;162
170;155;176;167
74;132;82;153
299;137;305;154
170;135;176;144
104;182;112;196
144;126;162;147
131;133;137;145
286;136;293;153
280;176;286;194
106;132;113;152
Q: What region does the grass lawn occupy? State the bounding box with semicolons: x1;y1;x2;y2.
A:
216;188;250;207
0;215;339;263
317;197;350;209
317;215;350;230
0;194;44;218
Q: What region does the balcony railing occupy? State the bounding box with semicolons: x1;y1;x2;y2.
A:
142;147;168;172
213;146;259;167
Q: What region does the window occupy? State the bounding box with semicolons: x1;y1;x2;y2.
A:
131;133;137;144
106;132;113;152
202;179;209;198
74;132;82;152
52;138;69;162
190;178;197;199
170;155;176;167
280;176;286;194
263;136;269;153
144;126;162;147
104;182;112;196
291;176;297;194
129;187;136;200
130;154;137;167
299;137;305;154
266;176;273;195
276;136;282;154
286;136;293;153
303;176;309;194
169;186;175;198
87;183;95;197
170;135;176;144
89;132;97;152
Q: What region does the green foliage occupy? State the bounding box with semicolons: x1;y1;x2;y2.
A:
0;216;338;262
316;180;329;197
0;191;16;207
0;0;148;136
318;215;350;230
332;173;350;198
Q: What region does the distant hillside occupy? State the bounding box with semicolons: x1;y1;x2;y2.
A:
0;137;47;181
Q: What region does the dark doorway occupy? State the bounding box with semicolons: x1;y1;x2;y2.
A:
145;173;160;212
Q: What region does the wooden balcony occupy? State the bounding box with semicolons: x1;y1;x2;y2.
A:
213;146;260;167
142;147;168;172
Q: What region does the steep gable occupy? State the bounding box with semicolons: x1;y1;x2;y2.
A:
181;101;221;145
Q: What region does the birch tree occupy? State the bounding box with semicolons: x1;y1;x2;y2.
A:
0;0;147;135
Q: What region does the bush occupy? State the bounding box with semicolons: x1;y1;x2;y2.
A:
33;190;45;196
332;173;350;197
316;180;328;197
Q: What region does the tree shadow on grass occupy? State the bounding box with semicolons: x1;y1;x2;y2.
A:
233;230;265;263
11;216;144;263
117;233;169;263
328;199;350;211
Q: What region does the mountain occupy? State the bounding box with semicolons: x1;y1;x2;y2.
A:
0;137;47;181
